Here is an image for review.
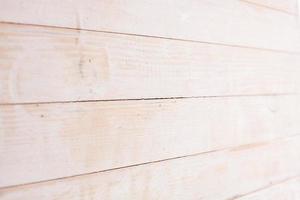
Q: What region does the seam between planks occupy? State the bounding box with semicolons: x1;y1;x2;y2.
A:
0;93;297;106
1;21;300;55
228;174;300;200
1;133;299;190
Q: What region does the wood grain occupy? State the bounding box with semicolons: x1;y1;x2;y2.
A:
236;177;300;200
0;136;299;200
1;23;300;104
1;95;300;187
0;0;300;51
242;0;299;14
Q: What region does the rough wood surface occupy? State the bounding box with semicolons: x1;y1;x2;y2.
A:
0;136;299;200
1;23;300;104
0;0;300;51
0;95;299;187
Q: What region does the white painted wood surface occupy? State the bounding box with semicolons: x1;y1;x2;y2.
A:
1;23;300;104
0;136;299;200
0;0;300;51
0;0;300;198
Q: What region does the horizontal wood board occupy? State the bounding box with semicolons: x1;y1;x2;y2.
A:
0;95;300;187
1;24;300;104
0;136;300;199
0;0;300;51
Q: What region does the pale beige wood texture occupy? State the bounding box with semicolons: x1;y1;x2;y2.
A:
0;0;300;51
236;177;300;200
242;0;299;14
0;136;299;200
1;23;300;104
1;95;299;187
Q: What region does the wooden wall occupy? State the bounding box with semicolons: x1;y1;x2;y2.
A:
0;0;300;199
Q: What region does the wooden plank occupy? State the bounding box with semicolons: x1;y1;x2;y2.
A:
242;0;299;14
0;95;299;187
0;136;299;200
1;23;300;104
0;0;300;51
236;177;300;200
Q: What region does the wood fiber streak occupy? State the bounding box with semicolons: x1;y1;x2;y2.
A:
0;95;300;187
242;0;299;14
